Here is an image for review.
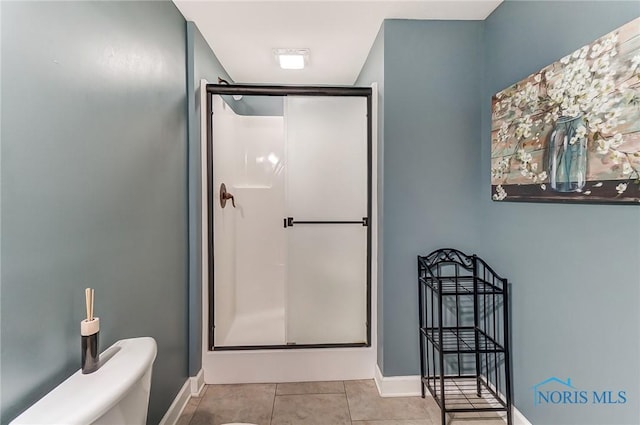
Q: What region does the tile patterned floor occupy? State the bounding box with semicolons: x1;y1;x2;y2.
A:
177;379;506;425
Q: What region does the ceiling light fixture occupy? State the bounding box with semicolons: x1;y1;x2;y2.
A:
273;48;309;70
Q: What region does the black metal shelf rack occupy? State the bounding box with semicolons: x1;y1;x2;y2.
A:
418;249;512;425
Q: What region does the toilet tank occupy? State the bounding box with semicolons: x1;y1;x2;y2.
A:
10;337;157;425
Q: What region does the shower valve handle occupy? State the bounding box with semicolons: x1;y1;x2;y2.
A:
219;183;236;208
223;192;236;208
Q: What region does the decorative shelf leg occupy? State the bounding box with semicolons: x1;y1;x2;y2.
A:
418;256;426;399
438;289;446;425
504;283;513;425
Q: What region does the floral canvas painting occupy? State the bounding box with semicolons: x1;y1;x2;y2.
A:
491;18;640;204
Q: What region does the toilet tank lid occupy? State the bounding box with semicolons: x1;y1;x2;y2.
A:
10;337;157;425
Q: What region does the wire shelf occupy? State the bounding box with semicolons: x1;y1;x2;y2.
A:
423;376;508;413
419;276;505;295
417;248;512;425
421;327;506;353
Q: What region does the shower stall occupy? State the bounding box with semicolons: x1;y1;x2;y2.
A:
206;85;372;353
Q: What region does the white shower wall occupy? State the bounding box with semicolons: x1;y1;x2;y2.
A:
212;97;237;345
213;96;286;346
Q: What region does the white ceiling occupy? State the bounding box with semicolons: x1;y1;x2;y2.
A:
173;1;502;85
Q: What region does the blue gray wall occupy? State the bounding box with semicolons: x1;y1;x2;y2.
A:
186;21;234;376
1;2;193;423
379;19;483;376
355;23;385;371
361;6;639;423
482;2;640;424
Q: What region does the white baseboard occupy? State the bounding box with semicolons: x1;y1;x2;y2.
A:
513;406;533;425
374;364;422;397
190;369;205;396
374;366;532;425
158;379;191;425
159;369;205;425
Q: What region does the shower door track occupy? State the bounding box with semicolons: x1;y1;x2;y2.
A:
206;84;373;352
214;342;367;351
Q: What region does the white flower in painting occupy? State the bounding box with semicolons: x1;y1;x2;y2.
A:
601;79;615;93
616;183;628;194
611;133;623;149
590;43;603;58
630;54;640;72
531;163;538;172
579;46;589;59
492;158;510;180
597;138;612;155
562;104;581;119
570;124;588;145
561;55;572;64
584;190;592;195
516;148;532;164
524;82;539;103
604;33;618;48
588;117;603;132
622;162;633;175
606;109;622;121
534;74;542;83
593;182;604;188
538;171;548;181
497;122;510;143
493;184;507;201
540;184;546;191
610;150;625;165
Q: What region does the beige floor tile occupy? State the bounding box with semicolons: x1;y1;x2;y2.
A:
448;419;505;425
345;380;431;421
351;420;433;425
447;408;505;423
190;383;276;425
423;396;444;424
204;383;276;399
271;393;351;425
276;381;345;395
443;399;475;413
175;395;204;425
184;380;502;425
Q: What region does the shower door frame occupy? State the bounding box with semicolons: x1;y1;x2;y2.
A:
206;84;372;351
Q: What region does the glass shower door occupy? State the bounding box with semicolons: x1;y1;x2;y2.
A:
285;96;368;345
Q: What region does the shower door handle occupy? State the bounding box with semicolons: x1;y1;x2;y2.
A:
284;217;368;228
